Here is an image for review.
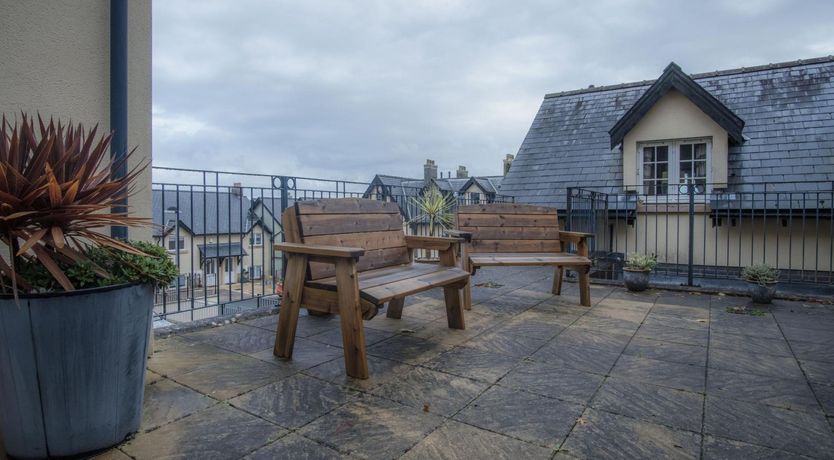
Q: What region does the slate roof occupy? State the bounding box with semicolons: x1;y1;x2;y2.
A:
197;243;247;259
501;56;834;209
152;190;252;237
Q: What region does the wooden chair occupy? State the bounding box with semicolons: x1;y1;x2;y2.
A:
449;203;594;307
273;198;469;379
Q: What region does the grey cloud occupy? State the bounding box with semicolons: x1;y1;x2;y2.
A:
152;0;834;182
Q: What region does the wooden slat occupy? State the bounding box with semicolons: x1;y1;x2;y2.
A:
468;252;591;267
310;263;446;291
458;203;557;214
300;287;378;318
458;226;561;240
361;267;469;304
296;198;399;215
469;239;562;253
309;247;411;279
458;213;557;228
305;230;406;251
299;212;403;237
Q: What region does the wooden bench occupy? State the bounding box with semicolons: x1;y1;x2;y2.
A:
449;203;594;307
273;198;469;379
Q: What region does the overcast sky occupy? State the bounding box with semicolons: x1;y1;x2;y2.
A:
152;0;834;183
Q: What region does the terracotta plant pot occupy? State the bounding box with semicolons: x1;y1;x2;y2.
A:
623;268;651;292
748;281;778;304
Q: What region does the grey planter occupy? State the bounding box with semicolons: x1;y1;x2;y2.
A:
623;268;651;292
747;281;778;304
0;283;154;459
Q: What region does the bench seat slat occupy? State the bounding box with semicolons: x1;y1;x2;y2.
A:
469;252;590;267
308;264;469;304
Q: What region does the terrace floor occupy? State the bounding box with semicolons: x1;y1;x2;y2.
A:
104;267;834;459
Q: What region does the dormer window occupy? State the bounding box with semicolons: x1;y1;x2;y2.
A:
638;138;710;196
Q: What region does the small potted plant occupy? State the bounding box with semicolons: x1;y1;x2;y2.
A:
0;114;177;458
623;253;657;292
741;264;779;304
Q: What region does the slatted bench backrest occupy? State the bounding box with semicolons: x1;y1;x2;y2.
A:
284;198;411;280
457;203;562;253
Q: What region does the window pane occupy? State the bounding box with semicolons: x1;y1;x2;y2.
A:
694;143;707;159
657;180;668;195
680;161;691;180
656;145;668;162
643;146;654;163
643;164;654;180
643;180;653;195
657;163;668;179
695;161;707;177
680;144;692;161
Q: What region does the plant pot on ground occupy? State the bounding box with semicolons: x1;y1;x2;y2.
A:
623;253;657;292
0;114;177;458
742;264;779;304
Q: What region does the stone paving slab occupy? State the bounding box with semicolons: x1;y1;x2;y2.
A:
560;408;702;460
705;396;834;458
454;385;584;447
121;404;285;459
87;267;834;459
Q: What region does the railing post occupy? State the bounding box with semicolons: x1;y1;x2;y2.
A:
278;175;291;280
566;187;574;231
687;183;695;287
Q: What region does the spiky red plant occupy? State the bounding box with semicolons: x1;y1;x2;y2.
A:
0;113;149;293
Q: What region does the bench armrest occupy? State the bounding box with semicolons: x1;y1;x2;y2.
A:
404;235;462;251
558;231;595;244
274;242;364;259
444;230;472;242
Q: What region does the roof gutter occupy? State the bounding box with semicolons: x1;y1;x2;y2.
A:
110;0;129;238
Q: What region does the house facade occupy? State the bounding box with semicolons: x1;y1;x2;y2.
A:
152;189;282;288
501;57;834;278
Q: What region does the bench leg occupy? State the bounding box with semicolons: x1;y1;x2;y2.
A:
443;286;466;330
552;266;563;295
335;259;369;379
387;297;405;319
579;268;591;307
463;280;472;311
274;254;308;359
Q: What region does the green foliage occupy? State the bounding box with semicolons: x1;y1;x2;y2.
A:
625;253;657;271
13;240;178;293
409;185;457;236
741;264;779;285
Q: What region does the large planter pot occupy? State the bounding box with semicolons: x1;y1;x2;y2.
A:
0;283;154;458
623;268;651;292
747;281;778;304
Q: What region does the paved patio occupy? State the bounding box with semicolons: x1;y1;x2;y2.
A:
103;267;833;459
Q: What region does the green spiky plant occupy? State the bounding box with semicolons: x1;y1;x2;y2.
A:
625;253;657;271
741;264;779;286
0;113;176;295
409;184;457;236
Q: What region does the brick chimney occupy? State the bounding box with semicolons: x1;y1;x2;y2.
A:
503;154;514;176
424;159;438;182
456;165;468;179
231;182;242;196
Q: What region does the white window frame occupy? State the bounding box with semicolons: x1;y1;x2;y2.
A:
167;236;185;252
251;265;263;279
637;137;712;199
252;231;263;246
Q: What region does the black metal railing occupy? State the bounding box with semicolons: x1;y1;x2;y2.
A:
566;181;834;287
151;166;512;324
